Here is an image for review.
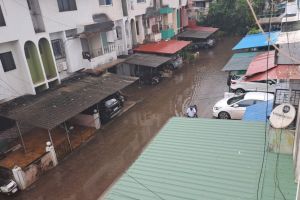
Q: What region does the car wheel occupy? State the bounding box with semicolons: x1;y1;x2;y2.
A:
235;88;245;95
218;112;231;119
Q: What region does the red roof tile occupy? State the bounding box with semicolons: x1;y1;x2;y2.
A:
188;20;219;33
134;40;191;54
246;51;276;76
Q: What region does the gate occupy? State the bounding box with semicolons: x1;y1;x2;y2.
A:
55;139;71;162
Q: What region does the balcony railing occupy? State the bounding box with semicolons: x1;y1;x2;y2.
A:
86;44;125;60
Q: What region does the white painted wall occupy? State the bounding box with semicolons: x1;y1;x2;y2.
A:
162;0;180;8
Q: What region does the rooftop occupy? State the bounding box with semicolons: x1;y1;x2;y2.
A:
246;50;276;76
222;52;260;72
102;118;296;200
134;40;191;55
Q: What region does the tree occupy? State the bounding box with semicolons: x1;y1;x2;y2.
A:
203;0;265;34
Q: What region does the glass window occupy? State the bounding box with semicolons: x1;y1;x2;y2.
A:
237;100;255;107
0;52;16;72
57;0;77;12
0;6;6;26
99;0;112;5
51;39;65;60
227;94;245;105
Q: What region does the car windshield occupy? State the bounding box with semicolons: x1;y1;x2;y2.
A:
227;94;245;105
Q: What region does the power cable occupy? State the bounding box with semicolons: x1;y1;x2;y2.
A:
125;172;165;200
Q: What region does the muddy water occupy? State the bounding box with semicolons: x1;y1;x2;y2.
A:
9;36;240;200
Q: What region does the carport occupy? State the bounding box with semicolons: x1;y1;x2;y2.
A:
0;73;138;168
177;29;216;41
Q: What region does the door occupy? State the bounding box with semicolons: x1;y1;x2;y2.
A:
230;100;256;119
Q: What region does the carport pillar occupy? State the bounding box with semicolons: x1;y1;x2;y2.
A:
48;129;54;147
16;121;27;153
63;122;73;151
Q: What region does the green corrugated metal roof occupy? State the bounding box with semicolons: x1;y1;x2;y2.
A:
222;52;260;72
103;118;296;200
261;153;296;200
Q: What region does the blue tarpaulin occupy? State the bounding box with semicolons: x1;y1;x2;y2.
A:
243;100;273;122
232;32;279;50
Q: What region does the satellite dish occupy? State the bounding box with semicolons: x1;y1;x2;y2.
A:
269;103;296;129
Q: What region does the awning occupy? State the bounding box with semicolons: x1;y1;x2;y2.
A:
78;14;114;34
124;54;171;68
222;52;259;72
243;101;273;122
277;42;300;65
0;73;138;129
84;59;126;75
134;40;191;55
232;32;279;50
246;51;276;76
246;65;300;81
258;17;282;25
177;30;214;40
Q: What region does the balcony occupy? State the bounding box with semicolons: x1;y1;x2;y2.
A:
160;7;173;14
161;28;175;40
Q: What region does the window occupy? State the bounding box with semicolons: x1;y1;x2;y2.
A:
99;0;112;6
136;21;139;35
137;0;145;3
51;39;65;60
116;26;122;40
0;52;16;72
0;6;6;26
57;0;77;12
237;100;255;107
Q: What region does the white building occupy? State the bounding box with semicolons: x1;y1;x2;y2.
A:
0;0;153;102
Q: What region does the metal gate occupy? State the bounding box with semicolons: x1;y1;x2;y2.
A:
55;139;71;162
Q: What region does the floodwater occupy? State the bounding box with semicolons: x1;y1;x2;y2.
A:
6;36;240;200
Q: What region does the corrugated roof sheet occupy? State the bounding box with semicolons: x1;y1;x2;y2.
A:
187;20;219;33
243;101;273;122
246;51;276;76
232;32;279;50
246;65;300;81
124;53;171;68
260;152;296;200
177;30;214;39
222;52;259;71
276;30;300;44
277;42;300;64
0;73;138;129
103;118;270;200
134;40;191;55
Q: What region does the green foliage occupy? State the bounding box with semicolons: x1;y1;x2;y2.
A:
204;0;265;35
247;27;261;34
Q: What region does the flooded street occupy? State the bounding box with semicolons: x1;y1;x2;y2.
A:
7;36;239;200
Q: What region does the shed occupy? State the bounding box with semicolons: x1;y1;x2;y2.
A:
232;32;279;50
124;54;171;68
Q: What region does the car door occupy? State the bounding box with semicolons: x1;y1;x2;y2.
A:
230;100;256;119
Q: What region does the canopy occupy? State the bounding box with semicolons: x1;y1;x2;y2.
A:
246;65;300;81
84;59;126;75
177;30;214;40
78;14;114;34
243;101;273;122
134;40;191;55
232;32;279;50
124;53;171;68
246;51;276;76
222;52;259;72
0;73;138;129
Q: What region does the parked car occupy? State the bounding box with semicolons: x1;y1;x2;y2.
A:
230;76;277;94
213;92;274;119
99;92;125;123
0;178;18;195
168;55;183;70
191;39;216;50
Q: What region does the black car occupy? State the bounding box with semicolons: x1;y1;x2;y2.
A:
99;93;125;123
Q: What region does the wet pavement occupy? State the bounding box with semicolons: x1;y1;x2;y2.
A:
4;36;240;200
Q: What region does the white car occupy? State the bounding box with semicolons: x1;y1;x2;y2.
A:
230;76;277;94
213;92;274;119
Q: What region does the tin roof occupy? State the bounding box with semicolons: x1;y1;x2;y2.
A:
243;101;273;122
134;40;191;55
276;30;300;44
232;32;279;50
124;53;171;68
246;51;276;76
177;30;214;39
0;73;138;129
103;118;271;200
222;52;260;72
246;65;300;81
